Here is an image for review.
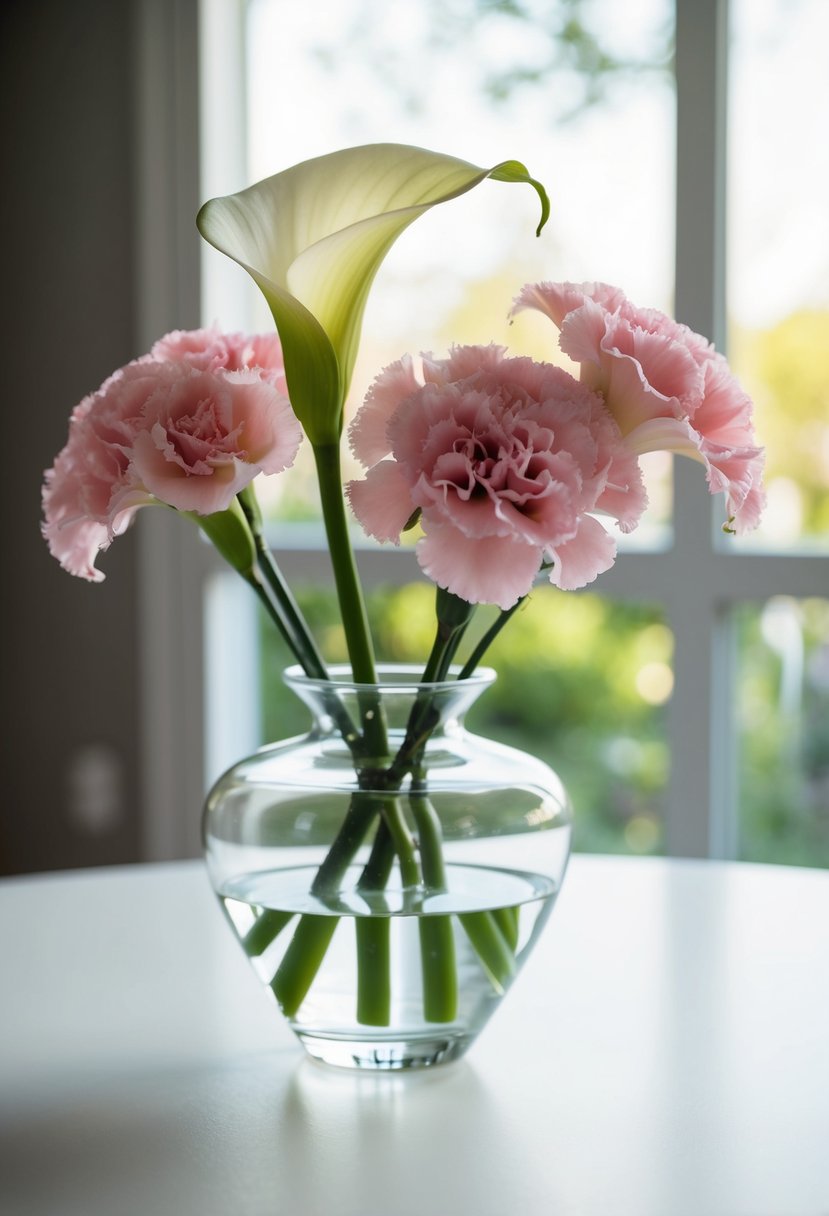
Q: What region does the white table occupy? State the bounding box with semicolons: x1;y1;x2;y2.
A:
1;856;827;1216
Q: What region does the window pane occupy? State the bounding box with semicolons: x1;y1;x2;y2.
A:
727;0;829;551
244;0;675;539
736;598;829;867
259;585;671;857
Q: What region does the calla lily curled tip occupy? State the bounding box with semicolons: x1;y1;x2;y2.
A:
197;143;550;446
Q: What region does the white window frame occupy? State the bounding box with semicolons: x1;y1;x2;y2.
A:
134;0;829;862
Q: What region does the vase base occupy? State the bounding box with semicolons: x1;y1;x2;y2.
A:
295;1029;473;1071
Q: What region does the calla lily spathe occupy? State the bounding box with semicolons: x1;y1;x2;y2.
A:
197;143;549;445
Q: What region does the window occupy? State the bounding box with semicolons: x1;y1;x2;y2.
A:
726;0;829;866
136;0;829;865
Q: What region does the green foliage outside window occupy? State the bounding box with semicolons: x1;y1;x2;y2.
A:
736;598;829;867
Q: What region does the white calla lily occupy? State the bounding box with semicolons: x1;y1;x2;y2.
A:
197;143;549;445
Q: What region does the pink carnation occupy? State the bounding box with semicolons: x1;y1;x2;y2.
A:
42;331;301;581
512;281;765;532
149;327;288;393
347;345;647;608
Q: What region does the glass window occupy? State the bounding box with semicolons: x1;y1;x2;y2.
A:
187;0;829;868
723;0;829;869
727;0;829;551
736;598;829;867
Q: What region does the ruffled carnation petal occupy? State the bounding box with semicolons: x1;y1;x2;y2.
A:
149;328;288;390
692;355;756;443
130;429;251;515
702;441;767;533
234;332;288;386
595;450;649;533
129;368;302;515
621;324;703;411
41;511;111;583
511;280;628;328
389;387;482;472
347;461;416;543
555;298;610;369
547;514;617;591
348;342;644;603
729;477;766;535
418;520;542;609
42;330;304;578
422;343;507;385
149;327;230;369
512;279;765;532
349;355;420;466
221;371;302;474
561;307;703;435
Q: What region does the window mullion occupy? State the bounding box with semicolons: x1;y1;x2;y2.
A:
675;0;730;347
670;0;732;857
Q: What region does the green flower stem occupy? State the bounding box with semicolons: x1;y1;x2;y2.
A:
194;501;315;677
380;796;421;888
356;918;391;1025
312;437;385;771
382;592;474;1026
423;589;476;683
357;816;396;891
238;488;330;680
309;780;421;901
312;444;390;861
458;911;517;994
263;525;478;1024
385;590;475;787
419;916;458;1022
384;711;439;789
411;727;518;999
409;789;447;888
492;905;520;952
255;548;328;678
457;595;527;680
265;821;393;1028
239;487;366;751
273;794;419;1023
352;794;421;1030
269;769;435;1019
270;915;339;1018
312;443;378;688
310;793;386;896
407;787;457;1022
245;567;313;671
354;815;401;1029
297;576;469;909
410;787;519;1004
243;909;294;957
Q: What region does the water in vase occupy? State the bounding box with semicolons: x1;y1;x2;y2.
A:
220;863;558;1069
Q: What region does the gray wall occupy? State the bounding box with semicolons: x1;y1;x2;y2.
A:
1;1;143;873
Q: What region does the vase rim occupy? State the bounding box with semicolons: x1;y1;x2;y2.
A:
283;663;496;692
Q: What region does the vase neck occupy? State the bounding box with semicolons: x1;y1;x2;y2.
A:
283;664;494;737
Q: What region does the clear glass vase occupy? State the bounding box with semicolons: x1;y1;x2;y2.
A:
203;664;572;1070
